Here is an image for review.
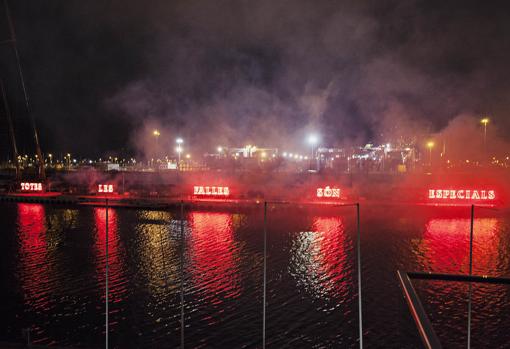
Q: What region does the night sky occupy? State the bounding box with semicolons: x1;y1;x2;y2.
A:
1;0;510;158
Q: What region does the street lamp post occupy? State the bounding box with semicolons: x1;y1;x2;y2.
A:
153;130;160;168
307;134;319;171
481;118;489;154
176;138;183;169
426;141;434;166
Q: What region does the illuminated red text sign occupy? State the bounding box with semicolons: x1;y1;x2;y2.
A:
20;182;43;191
428;189;495;200
317;186;340;198
194;186;229;196
98;184;114;193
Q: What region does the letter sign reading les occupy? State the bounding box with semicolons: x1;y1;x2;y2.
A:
20;182;43;191
317;186;340;198
98;184;114;193
428;189;495;201
193;186;230;196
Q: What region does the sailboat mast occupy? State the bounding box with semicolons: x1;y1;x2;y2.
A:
4;0;46;180
0;78;20;179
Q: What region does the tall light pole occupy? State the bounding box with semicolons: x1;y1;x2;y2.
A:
426;141;434;165
481;117;489;154
176;138;183;168
152;130;160;169
307;134;319;171
153;129;160;143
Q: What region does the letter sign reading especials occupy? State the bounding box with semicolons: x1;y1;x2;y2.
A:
428;189;495;201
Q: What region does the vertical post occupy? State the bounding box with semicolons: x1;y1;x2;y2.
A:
180;200;185;349
483;123;487;153
309;145;314;171
262;201;267;349
467;204;474;349
356;203;363;348
105;199;109;349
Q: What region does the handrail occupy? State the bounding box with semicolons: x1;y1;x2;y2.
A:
397;270;442;349
398;270;510;349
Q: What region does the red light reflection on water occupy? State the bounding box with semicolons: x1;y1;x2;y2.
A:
291;216;351;299
17;203;49;309
189;212;240;302
421;217;500;274
94;207;126;303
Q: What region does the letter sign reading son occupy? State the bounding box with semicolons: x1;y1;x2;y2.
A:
428;189;496;201
317;186;341;198
98;184;114;193
20;182;43;191
193;186;230;196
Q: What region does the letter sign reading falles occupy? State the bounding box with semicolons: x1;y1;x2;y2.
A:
428;189;495;201
317;186;340;198
20;182;43;191
193;186;230;196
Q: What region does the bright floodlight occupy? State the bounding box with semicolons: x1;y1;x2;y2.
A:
307;134;319;145
217;146;223;152
481;118;489;125
153;129;160;137
427;141;434;149
176;138;183;144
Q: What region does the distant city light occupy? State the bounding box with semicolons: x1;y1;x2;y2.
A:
176;138;183;144
307;134;319;145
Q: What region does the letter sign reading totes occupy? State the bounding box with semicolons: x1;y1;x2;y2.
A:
317;186;340;198
193;186;230;197
20;182;43;191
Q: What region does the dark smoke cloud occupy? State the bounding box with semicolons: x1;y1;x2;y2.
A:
3;0;510;157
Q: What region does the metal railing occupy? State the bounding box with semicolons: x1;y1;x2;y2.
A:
398;270;510;349
398;204;506;349
98;201;505;348
261;201;363;349
99;199;363;348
